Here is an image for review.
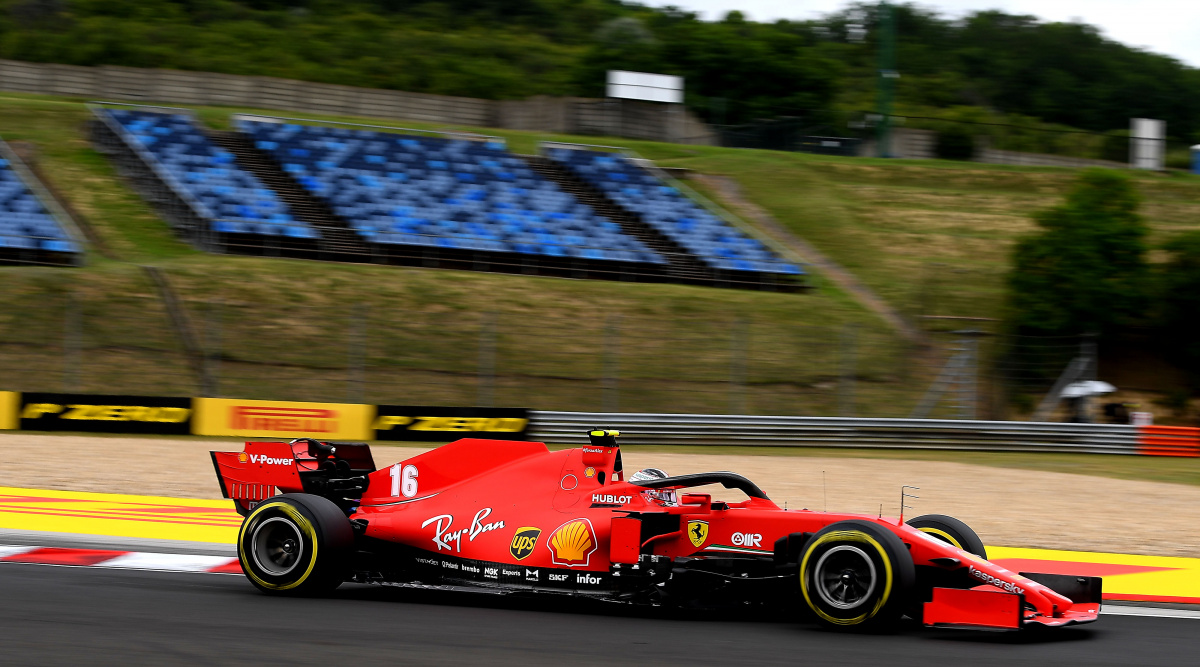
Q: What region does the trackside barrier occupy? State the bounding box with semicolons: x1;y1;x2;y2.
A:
527;412;1200;457
0;391;16;430
0;391;1195;456
0;392;530;441
1136;426;1200;457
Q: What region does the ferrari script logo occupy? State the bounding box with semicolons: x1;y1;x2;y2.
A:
510;527;542;560
548;518;597;567
687;520;709;548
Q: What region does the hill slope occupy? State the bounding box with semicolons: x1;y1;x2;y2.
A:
3;92;1200;419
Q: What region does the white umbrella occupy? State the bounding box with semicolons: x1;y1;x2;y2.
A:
1060;380;1117;399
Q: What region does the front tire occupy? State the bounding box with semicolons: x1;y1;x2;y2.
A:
237;494;354;595
906;514;986;560
799;520;915;630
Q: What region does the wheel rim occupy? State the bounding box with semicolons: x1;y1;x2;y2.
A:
251;516;304;576
814;545;877;610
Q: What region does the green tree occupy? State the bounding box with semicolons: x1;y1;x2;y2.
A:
1007;169;1149;336
1;0;1199;137
1159;231;1200;382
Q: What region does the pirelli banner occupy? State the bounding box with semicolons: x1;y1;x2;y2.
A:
192;398;373;440
373;406;530;441
15;392;193;434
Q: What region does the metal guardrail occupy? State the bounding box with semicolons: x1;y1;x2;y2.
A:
528;412;1148;455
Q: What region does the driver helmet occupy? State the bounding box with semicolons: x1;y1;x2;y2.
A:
629;468;676;505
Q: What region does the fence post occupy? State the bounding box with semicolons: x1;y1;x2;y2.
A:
1078;333;1098;421
839;323;858;417
62;292;81;393
347;303;366;404
603;315;620;412
478;311;496;407
957;333;977;420
203;298;222;398
729;318;748;414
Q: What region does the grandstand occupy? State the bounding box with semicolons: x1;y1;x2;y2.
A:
0;137;82;266
88;104;803;290
545;144;801;279
89;105;322;258
234;117;667;279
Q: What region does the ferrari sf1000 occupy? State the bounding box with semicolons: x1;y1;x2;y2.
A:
211;430;1101;631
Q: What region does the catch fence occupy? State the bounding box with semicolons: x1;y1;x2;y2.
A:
0;283;1113;422
714;110;1192;170
0;59;715;145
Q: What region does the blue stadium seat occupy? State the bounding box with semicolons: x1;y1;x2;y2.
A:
235;120;665;266
0;150;79;257
101;109;317;242
546;147;801;277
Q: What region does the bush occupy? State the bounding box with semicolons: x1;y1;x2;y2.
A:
935;125;975;160
1100;130;1130;163
1159;231;1200;382
1164;147;1194;171
1007;169;1149;336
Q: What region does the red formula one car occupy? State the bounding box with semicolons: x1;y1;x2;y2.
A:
211;430;1101;631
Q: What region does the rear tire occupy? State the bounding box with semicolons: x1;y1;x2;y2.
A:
237;493;354;595
799;520;915;630
906;514;986;560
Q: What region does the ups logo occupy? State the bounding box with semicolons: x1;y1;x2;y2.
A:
509;527;542;561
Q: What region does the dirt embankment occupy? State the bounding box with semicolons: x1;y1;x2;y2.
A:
4;433;1198;557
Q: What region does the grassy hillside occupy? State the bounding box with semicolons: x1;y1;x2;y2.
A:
0;94;905;416
2;92;1199;418
655;150;1200;325
200;102;1200;330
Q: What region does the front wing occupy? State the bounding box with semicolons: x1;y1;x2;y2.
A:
924;571;1102;629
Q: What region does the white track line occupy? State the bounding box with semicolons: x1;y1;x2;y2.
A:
97;552;236;572
0;544;238;574
1101;605;1200;620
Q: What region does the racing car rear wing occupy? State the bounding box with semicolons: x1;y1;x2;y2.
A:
211;439;375;514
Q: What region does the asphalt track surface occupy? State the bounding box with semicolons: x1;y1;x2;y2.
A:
1;564;1197;666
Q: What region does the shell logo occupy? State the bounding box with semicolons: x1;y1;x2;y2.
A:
237;452;249;463
547;518;597;567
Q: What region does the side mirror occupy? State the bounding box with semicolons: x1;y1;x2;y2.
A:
680;493;711;512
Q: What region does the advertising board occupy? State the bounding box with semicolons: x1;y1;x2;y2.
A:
606;70;684;104
192;398;373;440
17;393;193;434
0;391;17;430
373;406;529;441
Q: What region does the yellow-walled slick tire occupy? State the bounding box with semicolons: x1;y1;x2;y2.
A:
799;520;915;630
237;494;354;596
906;514;987;560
